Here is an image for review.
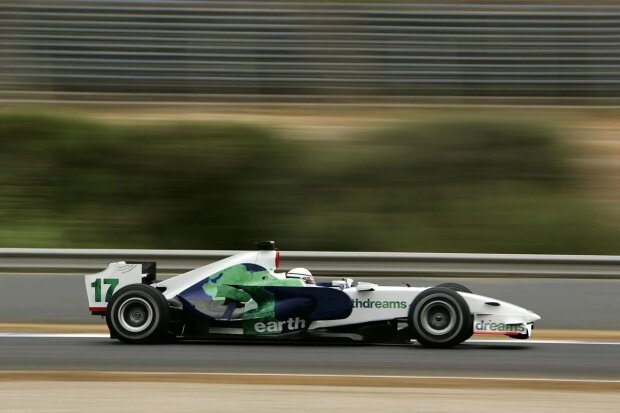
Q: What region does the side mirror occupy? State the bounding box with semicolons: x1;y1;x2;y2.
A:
356;282;377;292
332;278;355;289
331;280;347;290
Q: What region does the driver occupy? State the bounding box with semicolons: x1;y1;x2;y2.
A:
286;267;315;285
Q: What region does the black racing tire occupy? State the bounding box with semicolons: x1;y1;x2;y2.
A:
408;287;472;348
106;284;170;344
435;283;472;294
434;283;474;341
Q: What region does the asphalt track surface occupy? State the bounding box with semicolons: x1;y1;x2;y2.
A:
1;274;620;329
0;336;618;380
1;273;619;382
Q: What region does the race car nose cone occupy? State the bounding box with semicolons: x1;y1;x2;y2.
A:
528;311;542;322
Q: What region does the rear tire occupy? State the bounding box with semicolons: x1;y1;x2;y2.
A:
408;287;471;348
106;284;170;344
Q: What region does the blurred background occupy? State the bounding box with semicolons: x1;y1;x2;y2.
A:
1;0;620;253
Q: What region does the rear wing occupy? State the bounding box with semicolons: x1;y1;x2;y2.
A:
84;261;156;315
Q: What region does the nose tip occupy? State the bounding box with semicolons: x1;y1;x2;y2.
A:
529;311;541;322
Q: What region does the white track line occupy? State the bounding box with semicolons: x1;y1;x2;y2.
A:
0;333;619;345
2;370;619;385
113;372;620;384
468;339;620;346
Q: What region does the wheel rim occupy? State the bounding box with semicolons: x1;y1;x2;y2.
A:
420;300;457;335
118;297;154;333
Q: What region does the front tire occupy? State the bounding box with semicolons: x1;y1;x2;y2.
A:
435;283;472;294
106;284;170;344
408;287;471;348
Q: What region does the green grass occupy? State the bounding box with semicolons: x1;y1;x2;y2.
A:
0;111;616;254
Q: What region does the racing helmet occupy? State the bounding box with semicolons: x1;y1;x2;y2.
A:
286;268;315;285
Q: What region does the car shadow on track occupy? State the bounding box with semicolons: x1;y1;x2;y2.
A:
97;338;531;351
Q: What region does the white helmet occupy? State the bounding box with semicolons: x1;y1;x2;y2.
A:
286;268;315;285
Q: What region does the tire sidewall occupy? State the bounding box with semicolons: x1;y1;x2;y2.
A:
409;287;471;347
106;285;169;343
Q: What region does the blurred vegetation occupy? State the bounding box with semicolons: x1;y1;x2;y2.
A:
0;111;617;253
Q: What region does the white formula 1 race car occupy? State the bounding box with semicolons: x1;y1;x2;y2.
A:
85;242;541;348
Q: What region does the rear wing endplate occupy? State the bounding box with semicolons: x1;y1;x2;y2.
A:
84;262;154;315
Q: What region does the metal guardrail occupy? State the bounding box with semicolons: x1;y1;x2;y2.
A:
1;248;620;278
1;1;620;104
